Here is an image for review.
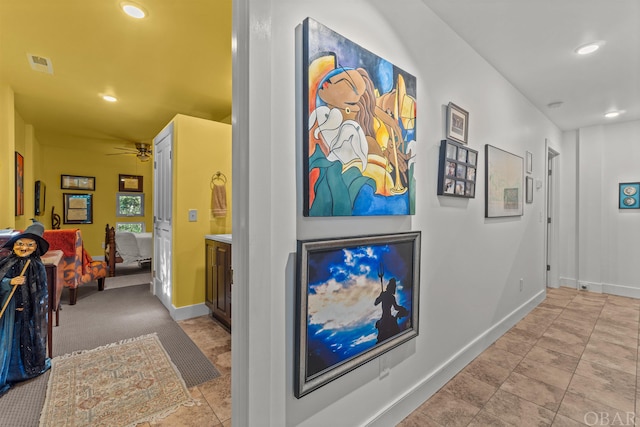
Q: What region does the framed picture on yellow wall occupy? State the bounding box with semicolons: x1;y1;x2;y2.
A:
61;174;95;191
63;193;93;224
118;174;143;192
15;152;24;216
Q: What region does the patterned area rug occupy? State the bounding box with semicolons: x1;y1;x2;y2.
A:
39;334;195;427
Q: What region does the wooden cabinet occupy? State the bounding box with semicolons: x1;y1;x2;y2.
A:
205;238;232;329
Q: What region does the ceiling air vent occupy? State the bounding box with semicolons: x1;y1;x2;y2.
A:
27;53;54;74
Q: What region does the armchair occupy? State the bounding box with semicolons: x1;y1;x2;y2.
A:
42;229;108;305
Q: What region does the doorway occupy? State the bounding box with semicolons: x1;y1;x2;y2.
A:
546;142;560;288
153;123;174;310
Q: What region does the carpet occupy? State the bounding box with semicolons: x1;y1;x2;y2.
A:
0;284;220;427
104;272;151;290
39;334;195;427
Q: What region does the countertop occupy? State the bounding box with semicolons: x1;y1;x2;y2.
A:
205;234;232;244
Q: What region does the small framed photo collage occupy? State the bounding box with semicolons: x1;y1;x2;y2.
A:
437;140;478;198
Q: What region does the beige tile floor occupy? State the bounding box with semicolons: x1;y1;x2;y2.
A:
137;315;232;427
139;287;640;426
399;287;640;427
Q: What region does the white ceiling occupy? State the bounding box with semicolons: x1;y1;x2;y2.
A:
0;0;637;148
422;0;640;131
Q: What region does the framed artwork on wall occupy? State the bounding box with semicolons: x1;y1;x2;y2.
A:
295;231;421;398
437;140;478;198
15;152;24;216
116;193;145;217
61;175;95;191
118;174;143;192
526;176;534;204
63;193;93;224
34;180;46;216
446;102;469;145
526;151;533;174
619;182;640;209
485;144;524;218
301;17;417;216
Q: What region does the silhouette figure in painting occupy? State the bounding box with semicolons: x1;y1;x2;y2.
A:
0;220;50;396
374;278;408;344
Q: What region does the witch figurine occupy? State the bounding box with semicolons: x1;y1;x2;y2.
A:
0;220;50;396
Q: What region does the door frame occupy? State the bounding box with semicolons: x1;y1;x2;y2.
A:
152;122;174;310
545;139;560;288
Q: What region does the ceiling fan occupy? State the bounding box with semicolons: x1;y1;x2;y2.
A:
108;142;152;162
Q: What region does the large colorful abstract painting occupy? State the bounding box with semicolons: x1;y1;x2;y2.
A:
302;18;417;216
295;232;421;397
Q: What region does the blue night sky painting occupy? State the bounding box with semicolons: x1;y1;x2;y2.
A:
305;240;415;378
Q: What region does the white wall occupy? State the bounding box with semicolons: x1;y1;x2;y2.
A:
233;0;562;425
561;120;640;296
558;131;578;288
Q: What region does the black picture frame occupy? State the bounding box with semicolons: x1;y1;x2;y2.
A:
34;180;46;216
437;140;478;198
118;174;143;192
63;193;93;224
15;152;24;216
446;102;469;144
61;175;95;191
295;231;421;398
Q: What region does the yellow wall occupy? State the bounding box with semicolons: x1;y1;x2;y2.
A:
38;134;154;255
1;89;233;312
0;85;16;229
171;114;232;308
1;86;154;252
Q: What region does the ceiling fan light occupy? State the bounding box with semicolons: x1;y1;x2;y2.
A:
122;3;147;19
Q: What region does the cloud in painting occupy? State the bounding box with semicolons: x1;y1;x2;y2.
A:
351;333;377;347
308;273;381;331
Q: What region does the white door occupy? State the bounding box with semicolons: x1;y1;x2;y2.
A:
153;122;173;310
546;146;559;287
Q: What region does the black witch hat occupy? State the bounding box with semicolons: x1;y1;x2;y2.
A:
2;220;50;256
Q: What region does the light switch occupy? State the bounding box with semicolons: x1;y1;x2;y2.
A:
188;209;197;222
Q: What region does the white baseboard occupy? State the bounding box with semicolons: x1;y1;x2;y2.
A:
169;302;210;321
559;277;577;288
559;277;640;299
602;283;640;299
577;280;603;293
366;289;547;427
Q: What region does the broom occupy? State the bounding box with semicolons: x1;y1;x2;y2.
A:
0;259;31;319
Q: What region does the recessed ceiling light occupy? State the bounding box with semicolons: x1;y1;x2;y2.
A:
547;101;564;109
121;2;147;19
575;41;605;55
102;95;118;102
604;110;625;118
